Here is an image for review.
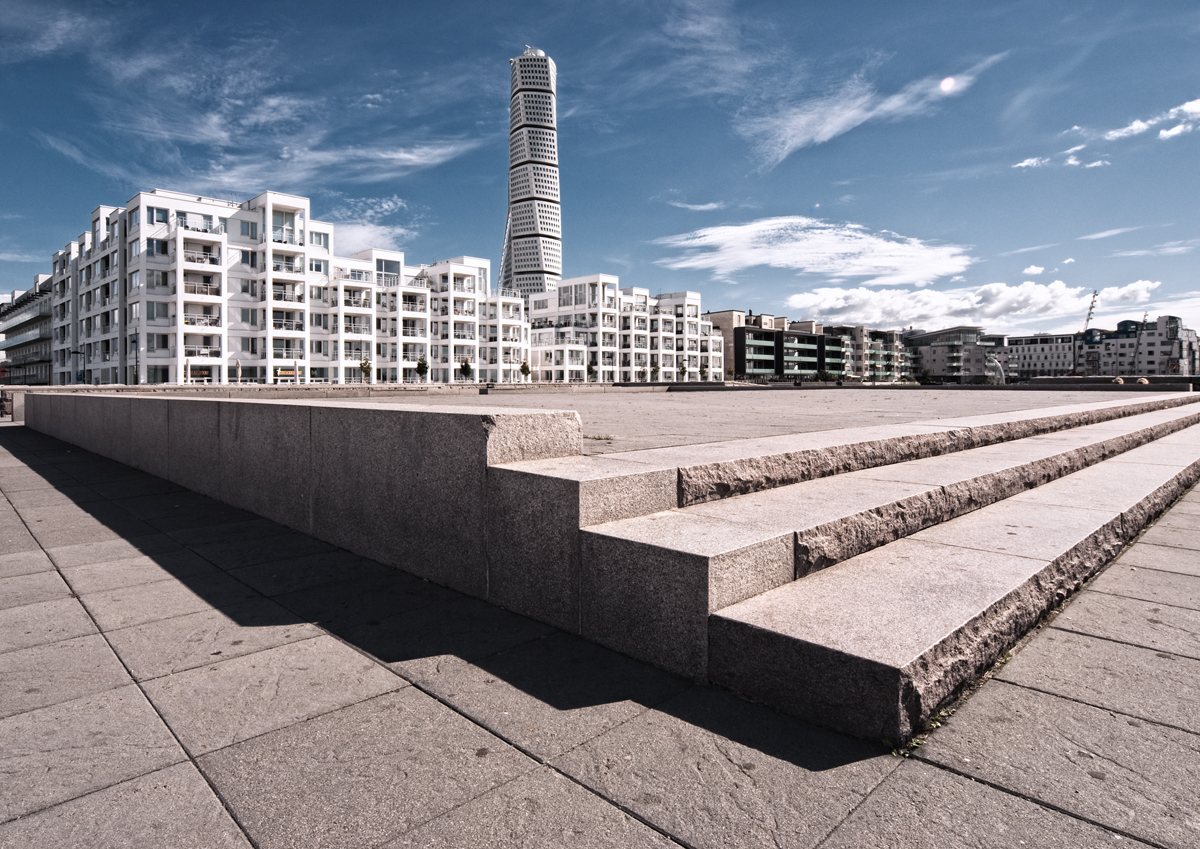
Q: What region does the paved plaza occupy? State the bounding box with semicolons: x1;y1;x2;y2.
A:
2;416;1199;848
380;388;1144;452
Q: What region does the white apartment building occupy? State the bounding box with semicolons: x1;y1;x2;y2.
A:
528;274;720;383
46;189;530;386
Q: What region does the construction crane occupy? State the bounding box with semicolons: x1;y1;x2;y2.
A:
1074;290;1098;375
1130;311;1149;377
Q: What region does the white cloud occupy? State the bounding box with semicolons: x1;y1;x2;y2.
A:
1109;239;1200;258
1084;159;1110;168
668;201;725;211
1078;226;1144;240
998;243;1057;256
1012;157;1050;168
1103;98;1200;142
1064;145;1086;154
738;53;1006;169
328;222;416;254
1063;257;1075;263
1065;155;1081;166
0;2;93;65
1023;265;1044;275
0;250;43;263
321;195;419;253
783;279;1160;332
654;215;974;287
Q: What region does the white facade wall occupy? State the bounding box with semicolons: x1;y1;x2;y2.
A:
528;275;721;383
47;189;530;386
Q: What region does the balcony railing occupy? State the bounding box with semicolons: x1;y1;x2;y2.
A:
335;269;372;283
401;302;425;313
181;221;225;235
182;315;221;327
183;250;221;265
453;332;475;340
272;289;304;302
184;346;221;357
272;261;304;275
343;297;371;309
343;325;371;335
273;319;303;331
271;349;306;360
401;328;426;338
376;272;400;287
272;228;299;245
184;282;221;296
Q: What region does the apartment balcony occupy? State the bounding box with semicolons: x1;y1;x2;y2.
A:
272;319;303;331
340;351;370;361
453;332;476;340
180;221;224;236
271;349;306;360
343;326;371;336
342;297;371;309
376;272;400;287
183;250;221;266
401;303;426;313
271;227;299;245
402;276;429;289
401;328;427;338
452;283;476;293
272;289;304;303
183;315;221;327
453;309;476;317
184;346;221;358
272;260;305;275
184;282;221;297
335;269;372;284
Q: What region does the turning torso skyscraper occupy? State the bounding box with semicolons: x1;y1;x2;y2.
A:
499;47;562;299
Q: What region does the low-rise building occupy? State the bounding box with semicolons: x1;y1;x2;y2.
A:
1072;316;1198;378
904;326;1009;383
43;188;529;386
0;276;53;385
530;276;720;382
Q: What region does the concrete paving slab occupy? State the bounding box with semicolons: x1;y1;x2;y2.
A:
0;570;70;612
0;633;130;719
820;758;1140;849
197;688;535;849
0;520;37;554
26;515;158;550
1155;505;1200;527
553;685;898;849
60;549;219;594
163;517;292;547
410;631;689;761
0;684;185;823
86;476;188;500
46;533;183;569
338;595;557;671
996;628;1200;733
2;484;106;509
1053;589;1200;659
106;489;246;521
190;532;338;571
383;766;674;848
227;549;394;597
1090;561;1200;610
0;548;52;579
0;597;97;655
106;597;321;681
1138;523;1200;552
0;762;251;849
0;467;78;491
143;635;404;755
272;568;458;630
1108;542;1200;578
79;573;262;631
918;681;1200;849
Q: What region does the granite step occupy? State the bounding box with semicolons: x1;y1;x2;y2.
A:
487;394;1200;632
707;424;1200;746
576;405;1200;678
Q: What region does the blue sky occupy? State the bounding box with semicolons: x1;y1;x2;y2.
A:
1;0;1197;334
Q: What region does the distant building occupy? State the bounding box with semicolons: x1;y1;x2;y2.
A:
0;276;53;385
904;326;1009;383
701;311;847;380
531;277;719;382
44;188;530;386
1072;316;1198;378
825;325;910;382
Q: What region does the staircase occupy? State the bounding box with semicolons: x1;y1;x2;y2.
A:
489;393;1200;745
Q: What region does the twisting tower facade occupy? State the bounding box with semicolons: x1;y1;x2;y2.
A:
499;47;562;299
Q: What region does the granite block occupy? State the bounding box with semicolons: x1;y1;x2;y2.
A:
217;401;313;531
0;549;52;579
95;395;133;466
0;597;97;655
410;631;689;761
106;597;320;680
918;681;1200;849
197;688;534;849
189;532;337;571
821;758;1142;849
127;397;170;480
1053;589;1200;659
167;398;221;498
1090;561;1200;609
0;762;251;849
0;633;130;719
227;549;392;597
553;685;898;849
581;511;793;678
383;766;673;848
142;636;403;755
0;571;70;612
0;684;185;823
272;568;457;630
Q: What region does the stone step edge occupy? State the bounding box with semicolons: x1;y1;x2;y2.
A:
707;457;1200;746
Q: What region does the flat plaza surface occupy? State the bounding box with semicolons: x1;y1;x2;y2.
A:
368;388;1143;452
2;418;1199;848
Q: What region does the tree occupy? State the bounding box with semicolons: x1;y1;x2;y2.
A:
415;357;428;381
651;364;660;381
677;361;687;380
520;360;531;379
460;359;473;381
586;362;596;381
699;364;708;381
359;357;371;382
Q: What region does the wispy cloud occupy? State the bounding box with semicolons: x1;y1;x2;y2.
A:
1023;265;1044;275
1012;157;1050;168
0;1;93;65
0;250;43;263
1078;226;1144;240
998;244;1057;256
785;279;1160;332
737;53;1007;170
668;200;725;211
1062;258;1075;263
1109;239;1200;258
1104;98;1200;141
1084;159;1110;168
655;215;974;287
320;195;421;254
